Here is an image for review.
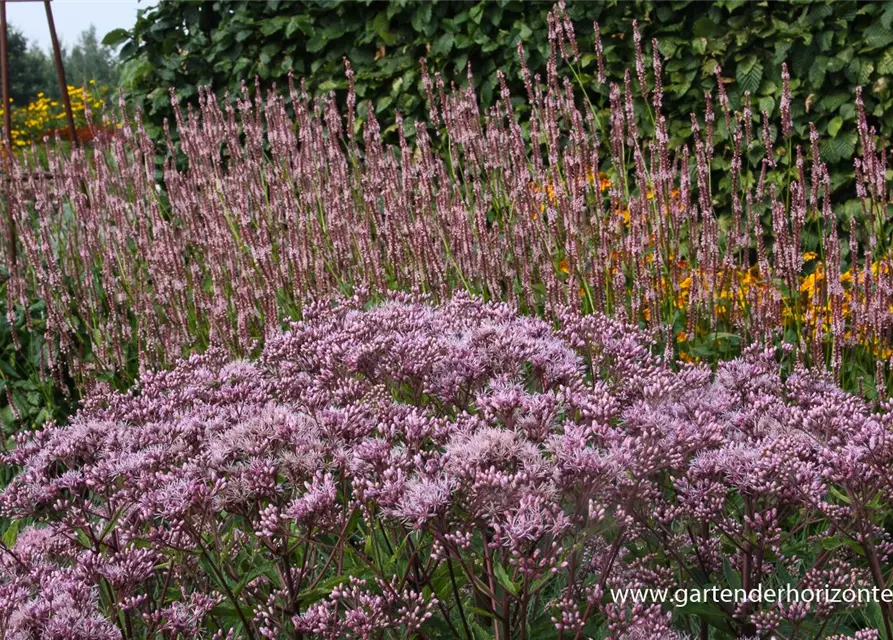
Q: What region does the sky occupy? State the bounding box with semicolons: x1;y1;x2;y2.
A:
5;0;156;51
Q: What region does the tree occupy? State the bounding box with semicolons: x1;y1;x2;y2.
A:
4;26;54;106
2;23;120;108
64;25;119;89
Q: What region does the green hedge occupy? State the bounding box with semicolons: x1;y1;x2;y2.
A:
108;0;893;168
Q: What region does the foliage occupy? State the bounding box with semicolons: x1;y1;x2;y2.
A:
1;295;891;639
2;23;119;109
62;26;121;91
0;278;75;482
109;0;893;191
2;26;53;107
6;16;893;399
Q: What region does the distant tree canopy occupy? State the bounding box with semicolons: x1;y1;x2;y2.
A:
5;24;119;106
64;26;120;90
5;26;53;106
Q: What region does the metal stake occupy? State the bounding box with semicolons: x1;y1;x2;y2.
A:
0;0;15;268
0;0;11;149
44;0;78;146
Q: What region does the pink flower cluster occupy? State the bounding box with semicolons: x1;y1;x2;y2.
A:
0;295;890;638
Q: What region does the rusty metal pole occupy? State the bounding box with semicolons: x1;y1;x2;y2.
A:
0;0;11;149
0;0;15;268
44;0;78;146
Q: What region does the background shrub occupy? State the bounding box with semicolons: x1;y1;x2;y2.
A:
109;0;893;195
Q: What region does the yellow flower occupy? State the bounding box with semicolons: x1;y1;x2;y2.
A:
545;182;556;203
802;251;818;262
800;269;824;296
613;206;630;225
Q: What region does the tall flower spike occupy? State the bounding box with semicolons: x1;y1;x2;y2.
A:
593;22;606;84
632;19;648;102
781;62;793;139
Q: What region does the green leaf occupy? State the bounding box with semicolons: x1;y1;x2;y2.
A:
880;49;893;75
736;56;763;93
471;621;496;640
692;17;717;38
257;18;285;37
529;571;555;596
808;56;828;88
867;601;891;639
828;116;843;138
286;16;312;38
306;33;325;53
737;53;757;75
672;588;737;634
882;3;893;28
722;558;741;591
431;32;454;56
232;559;279;597
2;518;20;547
470;3;484;25
211;602;244;631
861;62;876;85
821;132;857;162
865;23;893;49
469;607;497;621
101;28;130;47
372;11;397;46
493;561;519;597
375;96;394;113
411;3;432;33
118;58;153;88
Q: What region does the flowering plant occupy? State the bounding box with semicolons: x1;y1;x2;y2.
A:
0;295;890;639
4;7;893;401
0;83;107;148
